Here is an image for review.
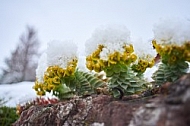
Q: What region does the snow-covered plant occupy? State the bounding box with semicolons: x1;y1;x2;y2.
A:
132;38;157;75
33;41;78;99
33;40;105;99
85;25;151;98
152;18;190;85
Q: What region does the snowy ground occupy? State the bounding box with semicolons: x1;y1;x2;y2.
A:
0;82;37;107
0;82;54;107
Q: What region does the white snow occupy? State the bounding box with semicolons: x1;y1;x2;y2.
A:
133;38;157;62
85;24;131;56
144;65;159;82
36;53;47;83
153;17;190;45
46;40;78;68
0;81;54;107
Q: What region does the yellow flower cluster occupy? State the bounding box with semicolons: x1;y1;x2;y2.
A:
33;81;46;96
86;44;137;72
152;40;190;64
132;59;155;73
33;59;78;96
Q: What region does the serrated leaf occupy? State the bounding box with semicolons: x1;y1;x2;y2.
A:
106;70;114;77
110;78;117;84
126;87;135;94
113;65;121;73
130;83;141;88
109;84;118;88
122;81;130;86
116;80;122;85
135;87;145;92
94;81;104;88
112;89;121;98
120;84;128;90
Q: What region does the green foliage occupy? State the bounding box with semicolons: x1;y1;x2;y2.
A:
0;98;19;126
152;61;189;86
75;70;106;96
52;82;74;100
105;63;149;98
0;106;18;126
54;70;106;99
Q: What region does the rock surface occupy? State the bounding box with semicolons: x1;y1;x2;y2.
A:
13;95;147;126
130;73;190;126
13;74;190;126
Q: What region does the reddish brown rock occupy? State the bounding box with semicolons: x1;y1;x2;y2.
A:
13;94;147;126
130;73;190;126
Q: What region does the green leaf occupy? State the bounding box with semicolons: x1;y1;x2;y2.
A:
116;80;122;85
113;65;121;73
130;83;141;88
111;88;122;98
126;87;135;94
106;70;114;77
94;81;104;88
120;84;128;90
135;87;145;92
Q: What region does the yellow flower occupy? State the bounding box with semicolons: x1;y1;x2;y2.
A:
37;91;45;96
184;50;190;61
98;44;104;50
171;55;177;62
47;84;55;90
43;74;49;82
152;40;189;64
114;51;121;61
148;60;155;67
86;61;93;70
57;68;65;78
108;53;114;61
53;76;60;84
141;60;148;68
33;85;38;91
130;54;137;62
42;85;47;91
47;78;53;85
108;59;117;66
94;63;101;72
98;60;105;68
124;44;134;53
140;66;146;73
86;56;92;61
121;52;128;61
52;66;59;71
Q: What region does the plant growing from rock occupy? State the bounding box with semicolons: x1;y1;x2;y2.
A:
152;18;190;86
33;41;106;99
85;25;155;98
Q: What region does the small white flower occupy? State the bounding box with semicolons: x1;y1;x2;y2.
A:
153;17;190;46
